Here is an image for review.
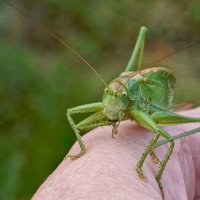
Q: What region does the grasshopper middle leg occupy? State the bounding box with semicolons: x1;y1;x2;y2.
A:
131;110;175;198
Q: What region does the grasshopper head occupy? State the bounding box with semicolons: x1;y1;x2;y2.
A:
103;82;129;121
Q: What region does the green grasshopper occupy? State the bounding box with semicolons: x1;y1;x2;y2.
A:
66;26;200;196
5;1;200;198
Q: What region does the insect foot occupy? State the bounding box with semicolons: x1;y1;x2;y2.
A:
111;127;118;138
65;139;86;160
136;166;148;182
111;122;120;138
149;150;161;165
65;148;86;160
156;177;164;199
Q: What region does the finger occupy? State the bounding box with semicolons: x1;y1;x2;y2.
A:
177;108;200;198
33;122;162;200
32;108;200;200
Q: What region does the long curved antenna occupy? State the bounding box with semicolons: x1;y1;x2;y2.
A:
4;0;107;87
145;43;194;67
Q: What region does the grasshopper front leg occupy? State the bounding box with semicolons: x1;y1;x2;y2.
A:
66;102;110;159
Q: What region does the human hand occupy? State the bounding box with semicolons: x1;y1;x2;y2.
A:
32;108;200;200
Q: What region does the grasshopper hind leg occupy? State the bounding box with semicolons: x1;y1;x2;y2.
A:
136;133;160;181
125;26;147;72
155;129;175;199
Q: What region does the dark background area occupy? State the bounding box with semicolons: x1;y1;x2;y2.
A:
0;0;200;199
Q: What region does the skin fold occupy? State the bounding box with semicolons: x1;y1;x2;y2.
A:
32;108;200;200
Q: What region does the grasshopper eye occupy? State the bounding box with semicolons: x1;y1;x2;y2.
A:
122;92;127;97
105;88;109;93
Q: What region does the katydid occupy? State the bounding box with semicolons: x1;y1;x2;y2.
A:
66;27;200;197
4;1;200;198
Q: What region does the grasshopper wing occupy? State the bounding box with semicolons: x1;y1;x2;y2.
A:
126;68;176;111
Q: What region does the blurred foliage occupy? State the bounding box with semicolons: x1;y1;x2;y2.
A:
0;0;200;199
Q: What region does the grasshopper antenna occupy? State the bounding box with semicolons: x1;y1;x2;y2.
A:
4;0;108;87
145;43;194;67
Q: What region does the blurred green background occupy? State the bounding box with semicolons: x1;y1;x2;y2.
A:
0;0;200;199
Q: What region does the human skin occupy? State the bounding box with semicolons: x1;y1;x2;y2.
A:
32;108;200;200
